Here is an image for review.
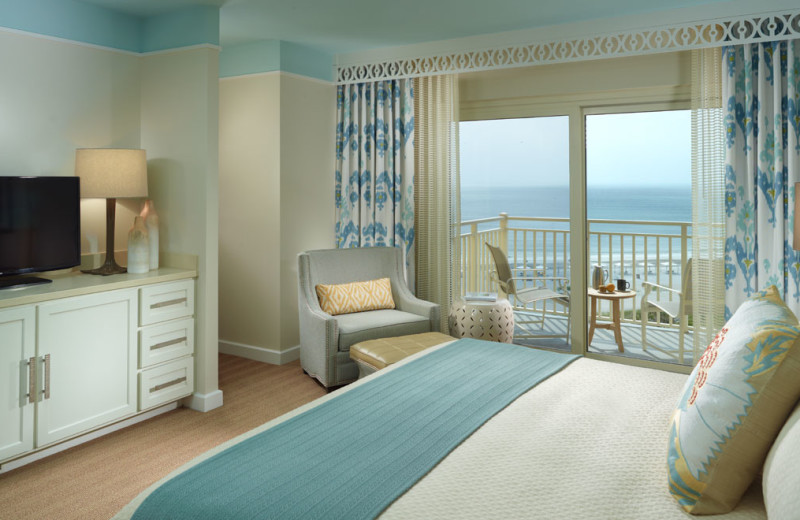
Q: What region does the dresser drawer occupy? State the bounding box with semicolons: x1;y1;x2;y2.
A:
140;280;194;326
139;317;194;369
139;357;194;411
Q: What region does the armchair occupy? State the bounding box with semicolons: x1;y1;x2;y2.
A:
297;247;440;388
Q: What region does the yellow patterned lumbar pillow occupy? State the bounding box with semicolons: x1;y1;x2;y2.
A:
315;278;395;316
667;286;800;514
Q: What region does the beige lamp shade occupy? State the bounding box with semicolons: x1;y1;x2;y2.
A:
75;148;148;199
795;182;800;250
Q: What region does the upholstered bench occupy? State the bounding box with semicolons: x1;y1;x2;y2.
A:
349;332;454;378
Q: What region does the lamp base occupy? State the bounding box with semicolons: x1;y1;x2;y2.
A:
81;198;127;276
81;263;127;276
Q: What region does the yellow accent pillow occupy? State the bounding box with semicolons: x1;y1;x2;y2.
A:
315;278;395;316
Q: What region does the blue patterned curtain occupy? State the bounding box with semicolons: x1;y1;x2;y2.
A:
723;40;800;317
335;80;415;285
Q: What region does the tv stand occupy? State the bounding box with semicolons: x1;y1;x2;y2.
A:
0;268;197;470
0;276;53;290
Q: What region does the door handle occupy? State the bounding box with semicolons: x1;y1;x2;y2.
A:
42;354;51;400
27;357;37;404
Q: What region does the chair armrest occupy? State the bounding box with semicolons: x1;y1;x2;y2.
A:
641;281;680;298
393;283;441;332
297;253;339;384
509;275;570;292
509;275;569;283
297;284;338;349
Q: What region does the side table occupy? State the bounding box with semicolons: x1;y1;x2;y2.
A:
448;298;515;343
587;287;637;352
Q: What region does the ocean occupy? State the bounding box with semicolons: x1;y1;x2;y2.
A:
461;185;692;279
461;185;691;226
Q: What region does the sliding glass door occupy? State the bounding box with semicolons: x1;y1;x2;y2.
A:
584;109;693;366
459;116;572;350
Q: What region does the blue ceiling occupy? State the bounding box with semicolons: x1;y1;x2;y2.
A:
76;0;737;54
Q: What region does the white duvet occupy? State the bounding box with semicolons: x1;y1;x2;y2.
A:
116;343;765;519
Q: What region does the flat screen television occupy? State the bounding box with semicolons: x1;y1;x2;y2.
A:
0;176;81;289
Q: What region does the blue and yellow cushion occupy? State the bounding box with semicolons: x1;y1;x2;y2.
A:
668;286;800;514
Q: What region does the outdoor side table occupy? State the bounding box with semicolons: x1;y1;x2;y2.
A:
448;298;515;343
587;287;637;352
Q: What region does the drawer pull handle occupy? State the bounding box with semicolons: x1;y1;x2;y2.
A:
151;376;187;393
42;354;51;400
151;336;188;351
150;297;187;309
27;357;37;404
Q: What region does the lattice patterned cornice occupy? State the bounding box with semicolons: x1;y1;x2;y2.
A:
336;10;800;84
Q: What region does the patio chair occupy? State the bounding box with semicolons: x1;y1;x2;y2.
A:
640;258;692;362
485;243;570;341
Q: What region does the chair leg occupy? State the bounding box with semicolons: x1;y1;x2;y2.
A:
678;317;687;363
641;310;648;352
539;304;548;330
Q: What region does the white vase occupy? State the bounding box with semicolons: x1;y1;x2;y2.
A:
140;200;159;270
127;216;150;274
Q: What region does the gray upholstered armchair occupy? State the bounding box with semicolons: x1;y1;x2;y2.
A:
297;247;440;388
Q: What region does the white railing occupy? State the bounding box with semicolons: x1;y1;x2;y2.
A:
459;213;691;327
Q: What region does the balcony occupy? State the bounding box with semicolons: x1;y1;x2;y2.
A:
458;213;692;365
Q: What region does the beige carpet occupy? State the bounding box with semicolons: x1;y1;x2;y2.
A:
0;354;326;520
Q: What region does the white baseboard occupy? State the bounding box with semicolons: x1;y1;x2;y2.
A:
0;402;178;474
186;390;224;412
219;340;300;365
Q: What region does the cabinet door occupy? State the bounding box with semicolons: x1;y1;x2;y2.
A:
0;306;35;461
36;289;137;447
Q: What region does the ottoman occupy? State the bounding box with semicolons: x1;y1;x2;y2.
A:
349;332;454;378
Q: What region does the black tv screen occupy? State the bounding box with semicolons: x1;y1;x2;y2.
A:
0;176;81;279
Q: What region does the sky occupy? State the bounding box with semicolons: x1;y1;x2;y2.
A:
459;110;691;188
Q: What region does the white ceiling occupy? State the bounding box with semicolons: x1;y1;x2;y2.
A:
79;0;739;54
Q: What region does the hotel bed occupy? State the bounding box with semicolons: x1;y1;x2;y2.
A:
113;333;797;520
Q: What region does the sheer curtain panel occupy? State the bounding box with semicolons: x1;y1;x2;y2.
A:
723;40;800;317
691;47;727;363
335;80;416;284
415;75;461;331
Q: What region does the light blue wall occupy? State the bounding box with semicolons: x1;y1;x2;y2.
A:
0;0;140;51
220;40;333;82
279;41;333;82
0;2;330;81
0;0;218;53
219;40;281;77
141;5;219;53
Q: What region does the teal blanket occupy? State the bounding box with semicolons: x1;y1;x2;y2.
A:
132;339;577;520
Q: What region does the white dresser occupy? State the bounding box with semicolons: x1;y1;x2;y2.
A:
0;268;196;466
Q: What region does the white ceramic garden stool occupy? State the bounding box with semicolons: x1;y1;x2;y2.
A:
448;298;515;343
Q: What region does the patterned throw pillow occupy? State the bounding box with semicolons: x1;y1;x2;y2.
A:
667;286;800;514
315;278;395;316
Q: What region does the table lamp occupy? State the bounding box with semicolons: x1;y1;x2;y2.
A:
76;148;148;275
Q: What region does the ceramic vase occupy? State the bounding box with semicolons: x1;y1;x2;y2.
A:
127;216;150;274
140;200;159;270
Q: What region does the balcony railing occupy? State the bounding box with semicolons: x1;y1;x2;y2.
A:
459;213;691;329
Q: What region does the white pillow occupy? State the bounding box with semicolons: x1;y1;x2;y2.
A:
762;400;800;518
